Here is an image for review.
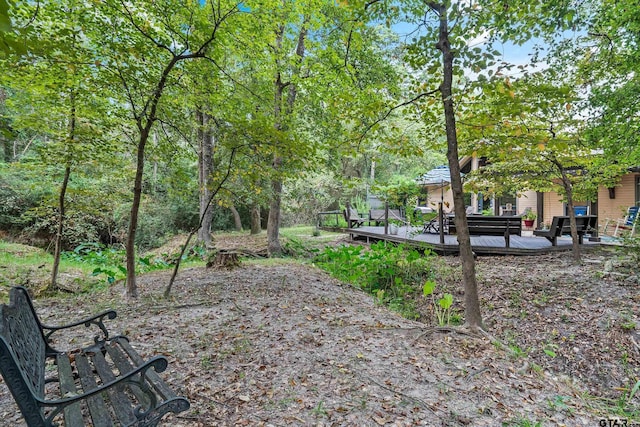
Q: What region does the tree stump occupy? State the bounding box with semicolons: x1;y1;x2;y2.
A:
206;249;241;270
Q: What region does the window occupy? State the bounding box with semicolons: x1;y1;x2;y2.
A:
498;194;517;215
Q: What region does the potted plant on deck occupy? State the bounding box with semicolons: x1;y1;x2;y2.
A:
388;219;401;235
522;210;537;227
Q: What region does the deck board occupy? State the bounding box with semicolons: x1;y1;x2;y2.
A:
341;226;600;255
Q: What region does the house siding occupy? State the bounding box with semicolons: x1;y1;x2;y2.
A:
598;173;640;229
425;185;455;214
541;191;565;227
516;190;537;216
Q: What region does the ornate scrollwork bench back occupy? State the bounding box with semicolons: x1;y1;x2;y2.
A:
0;286;49;426
0;286;190;427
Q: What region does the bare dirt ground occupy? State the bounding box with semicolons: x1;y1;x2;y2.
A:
0;234;639;426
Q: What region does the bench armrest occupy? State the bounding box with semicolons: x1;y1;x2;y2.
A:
41;310;117;351
39;355;168;412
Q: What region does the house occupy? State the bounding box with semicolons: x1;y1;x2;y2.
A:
417;158;640;232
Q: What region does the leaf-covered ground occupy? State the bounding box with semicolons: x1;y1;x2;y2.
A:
0;238;638;426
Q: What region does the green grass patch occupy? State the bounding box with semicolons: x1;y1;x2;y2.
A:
281;225;341;241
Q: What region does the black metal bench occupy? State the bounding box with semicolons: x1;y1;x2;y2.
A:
449;215;522;247
533;215;598;246
0;286;190;427
368;209;405;226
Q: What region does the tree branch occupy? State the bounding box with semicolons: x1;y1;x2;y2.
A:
357;89;440;145
118;0;175;55
163;146;239;298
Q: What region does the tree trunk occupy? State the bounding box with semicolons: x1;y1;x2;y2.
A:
2;137;10;162
250;204;261;234
0;89;8;162
125;127;149;299
267;21;307;257
433;2;483;330
561;175;582;264
197;109;214;247
230;205;242;231
51;91;77;291
267;165;283;255
117;5;232;297
51;164;71;290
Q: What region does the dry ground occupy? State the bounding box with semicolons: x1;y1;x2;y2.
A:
0;234;638;426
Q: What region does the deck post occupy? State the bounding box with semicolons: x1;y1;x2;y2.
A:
505;217;511;248
384;202;389;234
439;202;444;244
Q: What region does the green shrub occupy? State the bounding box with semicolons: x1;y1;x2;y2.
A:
314;241;435;318
0;164;52;232
617;235;640;265
62;242;173;285
24;206;104;250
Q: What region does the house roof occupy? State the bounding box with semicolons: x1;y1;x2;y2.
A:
416;166;452;185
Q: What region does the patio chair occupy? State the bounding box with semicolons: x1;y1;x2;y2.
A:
574;206;588;216
613;206;639;237
423;215;449;234
343;206;365;228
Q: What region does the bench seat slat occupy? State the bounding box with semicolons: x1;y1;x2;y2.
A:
75;353;114;427
117;338;177;401
91;349;138;425
57;353;83;427
105;340;153;410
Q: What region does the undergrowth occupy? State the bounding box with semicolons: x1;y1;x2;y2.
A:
314;241;437;319
62;242;203;286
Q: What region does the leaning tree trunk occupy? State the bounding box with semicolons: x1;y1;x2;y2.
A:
125;128;150;298
125;56;183;298
50;164;71;291
250;204;261;235
230;205;242;231
197;109;214;247
433;1;483;330
51;91;77;291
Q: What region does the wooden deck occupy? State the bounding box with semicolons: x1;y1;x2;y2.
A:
341;225;602;256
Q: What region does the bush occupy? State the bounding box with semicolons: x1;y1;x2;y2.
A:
314;241;435;318
615;235;640;274
24;207;102;249
62;242;174;286
0;164;52;232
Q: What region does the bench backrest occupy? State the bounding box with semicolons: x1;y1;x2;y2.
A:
547;215;597;237
343;208;361;221
0;287;47;409
557;215;596;235
545;215;564;234
466;216;522;235
369;209;404;221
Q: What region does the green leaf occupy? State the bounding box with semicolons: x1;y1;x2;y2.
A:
422;280;436;296
438;293;453;309
0;0;11;32
629;379;640;400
